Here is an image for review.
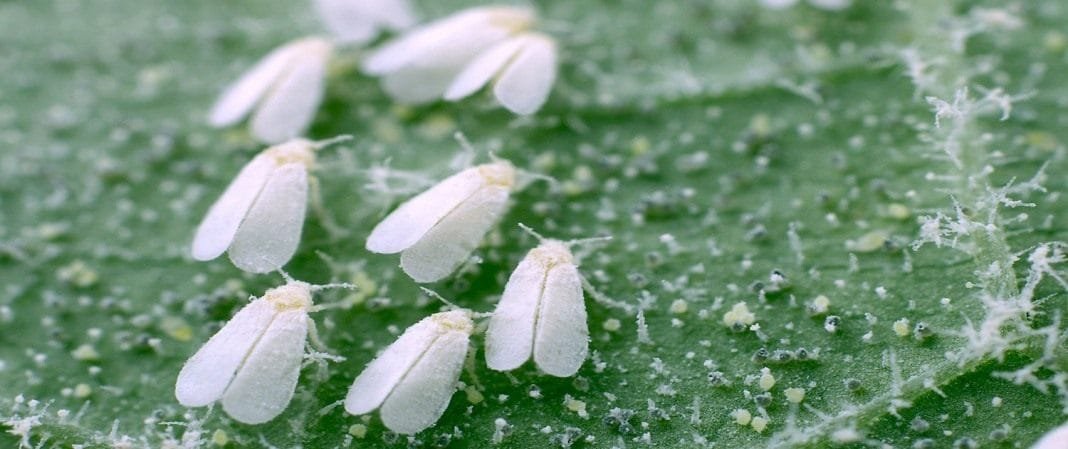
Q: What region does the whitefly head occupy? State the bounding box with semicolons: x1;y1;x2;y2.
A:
263;281;313;312
431;309;475;334
264;139;316;169
477;160;517;189
529;239;574;267
483;5;537;33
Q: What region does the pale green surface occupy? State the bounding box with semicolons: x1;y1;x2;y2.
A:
1;0;1066;448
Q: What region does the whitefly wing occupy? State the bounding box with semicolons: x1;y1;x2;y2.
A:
190;153;275;261
493;33;557;115
344;317;440;415
379;328;470;434
532;263;587;377
175;298;275;407
249;41;330;144
399;184;510;283
228;163;308;273
485;251;545;371
366;166;484;254
443;35;528;102
208;42;297;127
220;308;309;424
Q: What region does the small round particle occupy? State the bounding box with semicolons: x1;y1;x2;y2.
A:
731;409;752;426
669;299;688;314
893;318;911;337
784;388;805;403
602;318;621;332
348;424;367;438
991;397;1002;407
73;383;91;398
722;302;756;329
910;417;929;432
751;416;768;433
808;295;831;315
758;368;776;391
211;429;229;446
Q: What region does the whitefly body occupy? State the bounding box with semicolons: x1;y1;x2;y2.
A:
485;240;588;377
1033;421;1068;449
344;310;474;434
208;37;332;143
363;6;558;115
312;0;417;44
175;282;313;424
191;139;314;273
366;160;517;283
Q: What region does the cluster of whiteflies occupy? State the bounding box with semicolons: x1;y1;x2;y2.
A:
176;1;588;436
210;1;558;144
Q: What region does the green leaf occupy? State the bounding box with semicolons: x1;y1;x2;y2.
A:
2;0;1066;448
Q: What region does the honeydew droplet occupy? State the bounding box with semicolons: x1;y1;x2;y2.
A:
893;318;911;337
603;318;621;332
758;368;776;391
722;302;756;329
211;429;229;446
784;387;805;403
751;416;768;433
669;299;689;314
731;409;752;426
348;424;367;438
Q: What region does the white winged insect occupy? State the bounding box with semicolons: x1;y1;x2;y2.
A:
362;5;558;115
485;225;611;377
191;137;347;273
1033;421;1068;449
175;279;350;424
344;309;475;434
313;0;417;44
208;37;332;144
365;159;518;283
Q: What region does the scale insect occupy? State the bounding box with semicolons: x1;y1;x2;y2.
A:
208;37;332;143
174;279;349;424
344;309;475;434
365;159;518;283
485;225;611;377
191;137;347;273
362;5;558;114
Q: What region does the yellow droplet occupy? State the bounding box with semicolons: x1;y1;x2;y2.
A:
630;136;651;155
848;230;889;252
465;386;484;404
211;429;229;446
57;260;98;288
669;299;688;314
564;396;588;418
73;383;92;398
602;318;621;332
809;295;831;315
885;203;910;220
71;344;99;361
160;316;193;342
348;424;367;439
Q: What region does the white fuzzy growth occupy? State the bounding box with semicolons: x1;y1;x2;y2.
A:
191;140;314;273
366;160;517;283
313;0;416;44
485;240;588;377
208;38;332;143
344;310;474;434
175;282;313;424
